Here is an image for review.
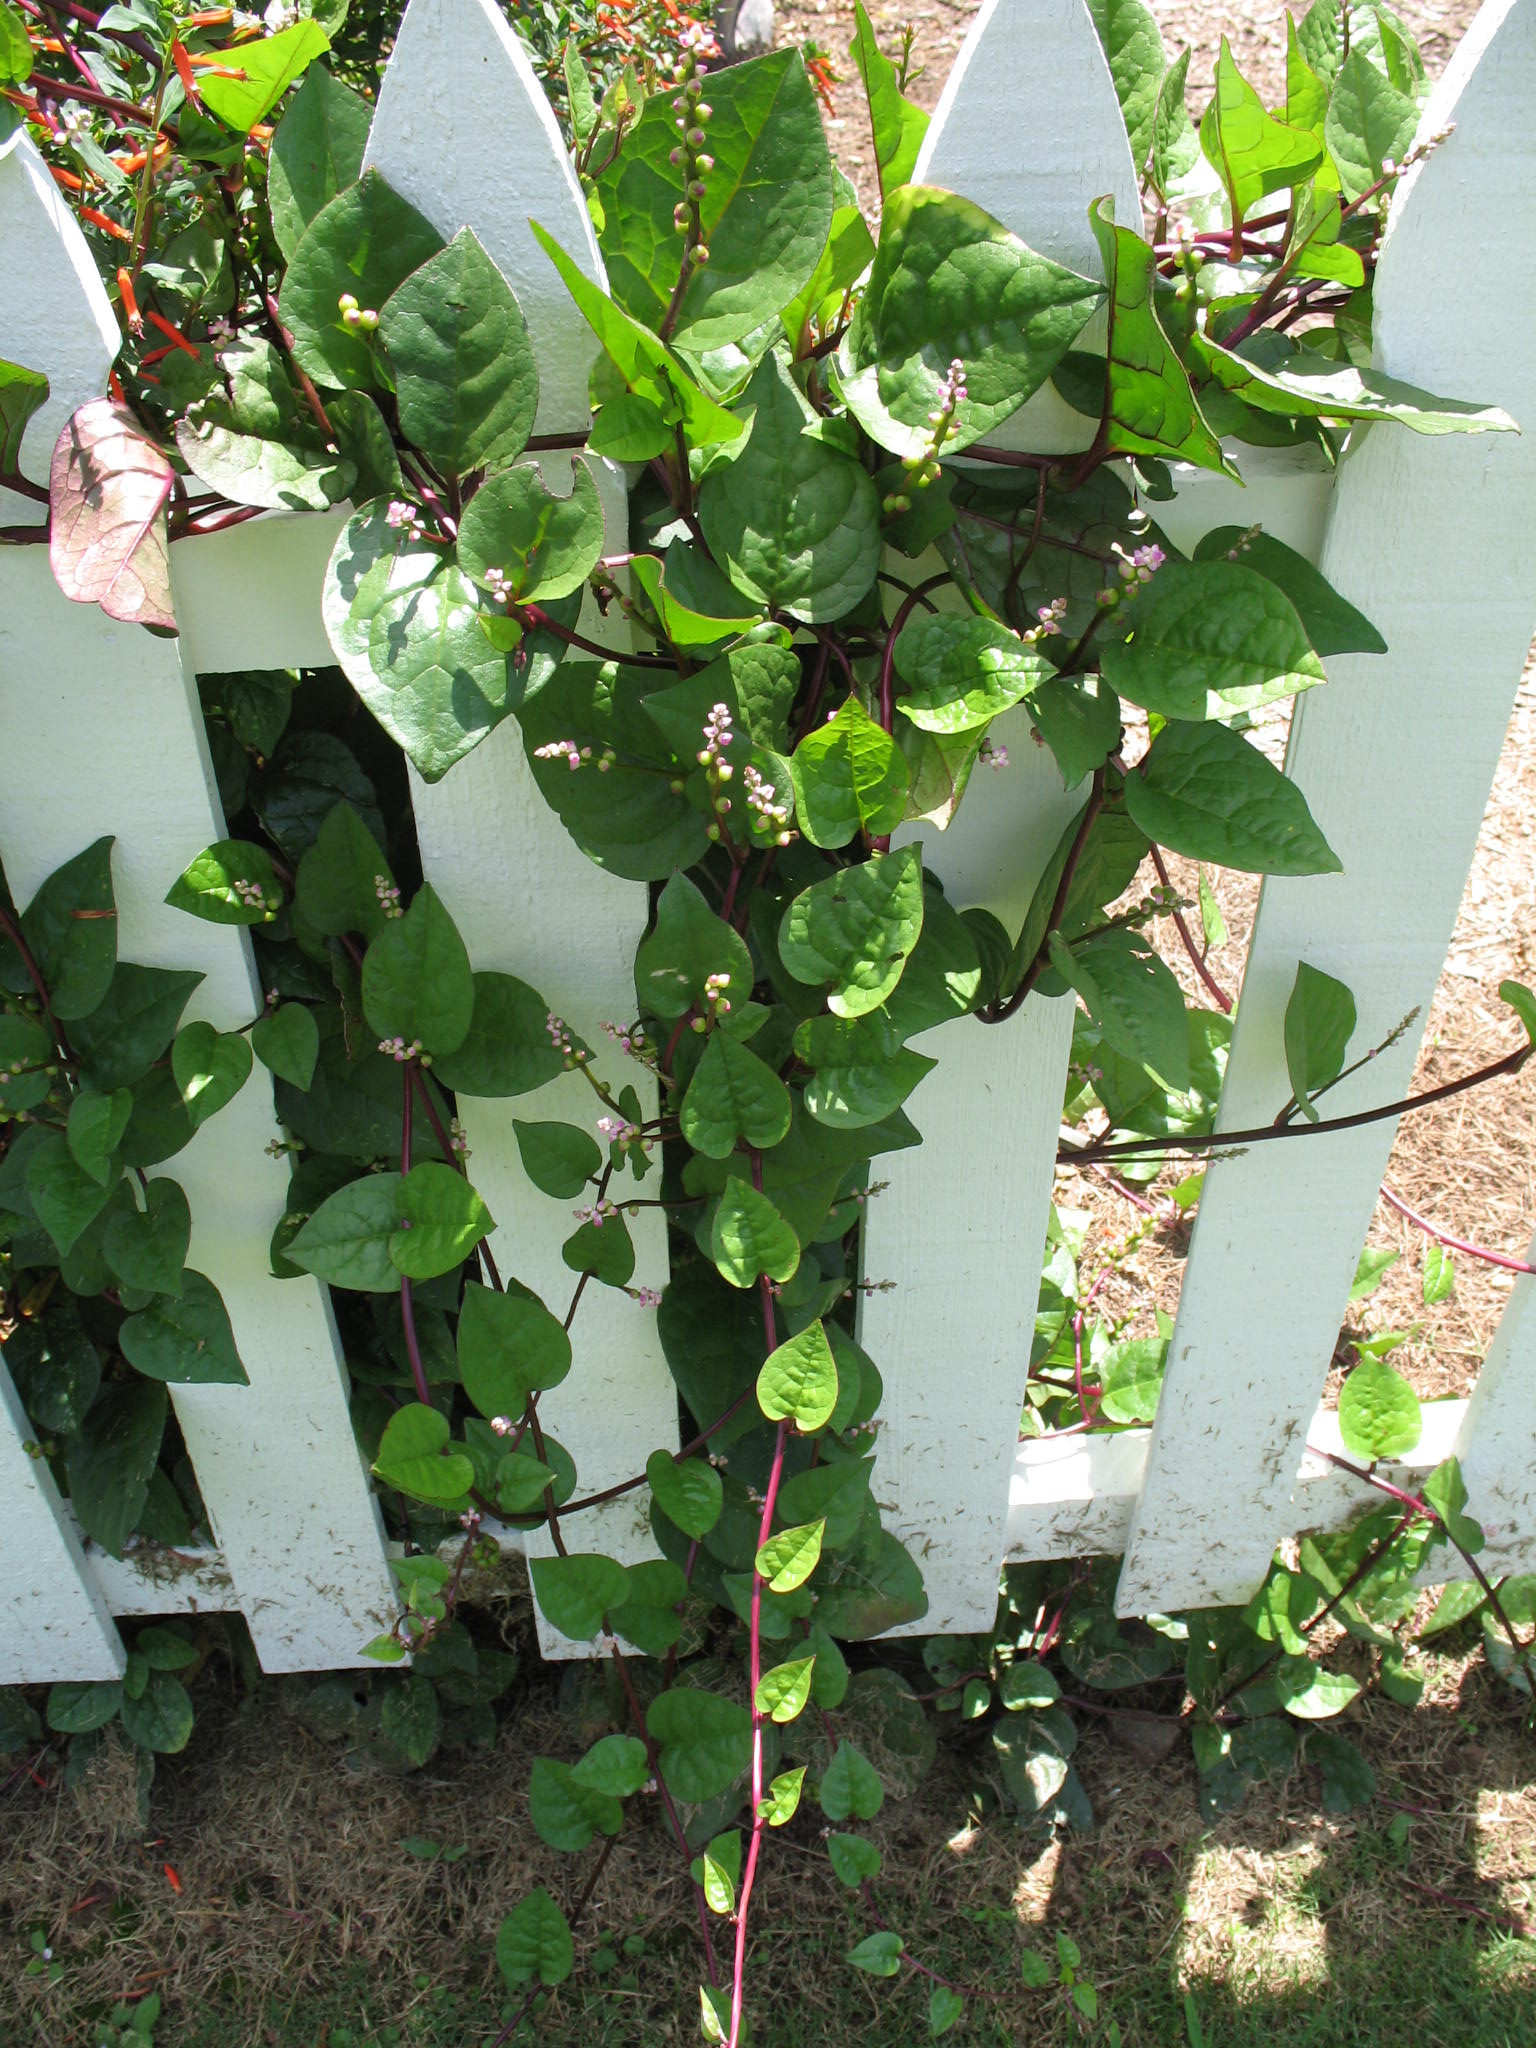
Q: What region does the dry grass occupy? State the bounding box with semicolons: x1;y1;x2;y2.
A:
4;1617;1533;2045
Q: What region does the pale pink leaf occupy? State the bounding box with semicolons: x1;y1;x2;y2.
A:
49;398;177;632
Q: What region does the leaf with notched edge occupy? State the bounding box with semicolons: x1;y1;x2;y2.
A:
49;401;176;632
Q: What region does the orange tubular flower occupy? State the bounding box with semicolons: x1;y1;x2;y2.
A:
145;310;200;358
116;266;143;336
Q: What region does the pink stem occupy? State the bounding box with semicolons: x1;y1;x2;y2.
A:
1380;1183;1536;1277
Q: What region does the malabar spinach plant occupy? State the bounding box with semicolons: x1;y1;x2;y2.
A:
4;0;1536;2038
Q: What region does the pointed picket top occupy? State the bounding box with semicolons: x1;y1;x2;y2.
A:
912;0;1139;453
364;0;602;434
0;132;119;505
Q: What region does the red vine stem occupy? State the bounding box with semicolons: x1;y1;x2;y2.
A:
1147;844;1232;1014
1380;1183;1536;1278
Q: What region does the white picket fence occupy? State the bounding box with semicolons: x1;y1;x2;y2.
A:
1;0;1533;1685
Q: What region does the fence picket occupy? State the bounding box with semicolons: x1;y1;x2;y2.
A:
0;1359;124;1681
1117;0;1536;1615
0;541;400;1669
365;0;676;1650
0;137;118;509
854;0;1134;1634
912;0;1138;455
1453;1238;1536;1574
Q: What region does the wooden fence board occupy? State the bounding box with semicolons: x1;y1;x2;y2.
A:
0;1359;125;1681
912;0;1138;456
0;544;399;1670
1454;1237;1536;1575
1117;0;1536;1615
365;0;676;1651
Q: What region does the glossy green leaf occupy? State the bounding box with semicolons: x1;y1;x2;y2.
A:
628;545;762;651
47;1681;123;1734
848;1932;904;1977
22;839;117;1017
1152;49;1200;194
647;1686;752;1801
389;1162;493;1279
531;1553;631;1640
286;1172;403;1292
680;1028;792;1158
779;845;924;1017
1028;673;1123;788
848;0;927;197
1277;1658;1361;1719
843;184;1101;459
432;972;565;1098
1100;559;1326;720
711;1175;800;1288
758;1765;807;1826
755;1655;816;1723
757;1319;838;1431
381;228;537;475
171;1021;253;1129
514;1120;601;1199
1097;1336;1167;1423
0;1013;50;1117
562;1210;635;1286
457;458;604;603
796;1011;935;1130
361;884;474;1060
1191;334;1517;436
646;1448;723;1537
118;1668;193;1754
529;1755;620;1849
267;63;372;260
1422;1241;1455;1306
119;1271;247;1385
1087;0;1166;169
790;696;907;847
1339;1357;1422;1462
373;1403;474;1506
1199;38;1322;223
570;1733;650;1799
820;1737;884;1820
64;1381;166;1559
0;358;47;472
596;48;832;349
177;337;354;513
828;1832;881;1887
279;170;443;391
26;1134;115;1254
756;1517;824;1592
1325;46;1420;200
519;660;711;880
293;800;395;943
458;1281;571;1420
1050;929;1189;1090
1088;199;1228;475
165;837;281;927
496;1888;574;1988
1193;528;1385;656
3;1307;101;1436
201;21;328;132
698;352;880;625
1283;961;1357;1122
101;1179;189;1299
1124;719;1340;876
531;222;746;449
893;613;1051;734
635;873;755;1022
252;1004;319;1091
780;198;877;351
66;1087;131;1185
